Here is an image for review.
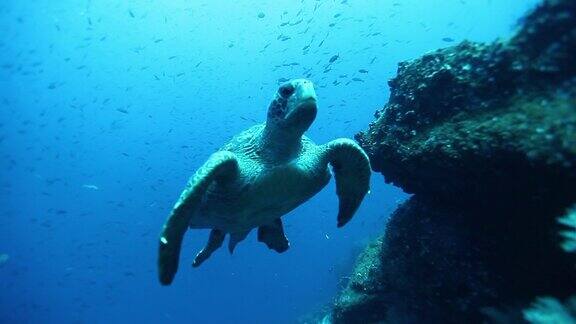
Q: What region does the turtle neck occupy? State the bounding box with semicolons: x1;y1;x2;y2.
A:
259;123;303;163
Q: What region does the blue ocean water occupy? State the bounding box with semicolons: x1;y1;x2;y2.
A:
0;1;540;323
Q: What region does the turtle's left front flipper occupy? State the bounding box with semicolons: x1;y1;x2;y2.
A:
258;218;290;253
158;151;238;285
322;138;371;227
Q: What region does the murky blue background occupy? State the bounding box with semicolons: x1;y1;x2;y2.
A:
0;0;539;323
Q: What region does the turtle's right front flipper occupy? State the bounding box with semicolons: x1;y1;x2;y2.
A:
158;151;238;285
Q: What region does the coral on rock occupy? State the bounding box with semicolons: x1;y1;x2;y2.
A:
559;205;576;253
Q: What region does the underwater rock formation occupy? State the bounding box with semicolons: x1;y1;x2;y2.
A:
333;0;576;323
356;0;576;202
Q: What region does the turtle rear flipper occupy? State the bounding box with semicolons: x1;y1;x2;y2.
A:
158;151;238;285
258;218;290;253
228;230;250;254
192;229;226;268
322;138;371;228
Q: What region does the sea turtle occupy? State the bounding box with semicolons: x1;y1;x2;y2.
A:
158;79;371;285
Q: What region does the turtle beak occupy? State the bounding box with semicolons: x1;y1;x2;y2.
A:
284;79;317;129
286;97;317;128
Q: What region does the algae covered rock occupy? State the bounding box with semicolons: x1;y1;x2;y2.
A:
332;237;387;323
356;0;576;201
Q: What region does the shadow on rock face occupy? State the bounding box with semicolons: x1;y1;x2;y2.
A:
332;196;576;323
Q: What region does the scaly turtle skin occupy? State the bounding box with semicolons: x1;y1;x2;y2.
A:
158;79;371;285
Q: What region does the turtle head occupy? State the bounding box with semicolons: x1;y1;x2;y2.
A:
266;79;317;135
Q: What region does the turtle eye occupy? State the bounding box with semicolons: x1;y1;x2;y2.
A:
279;84;295;98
